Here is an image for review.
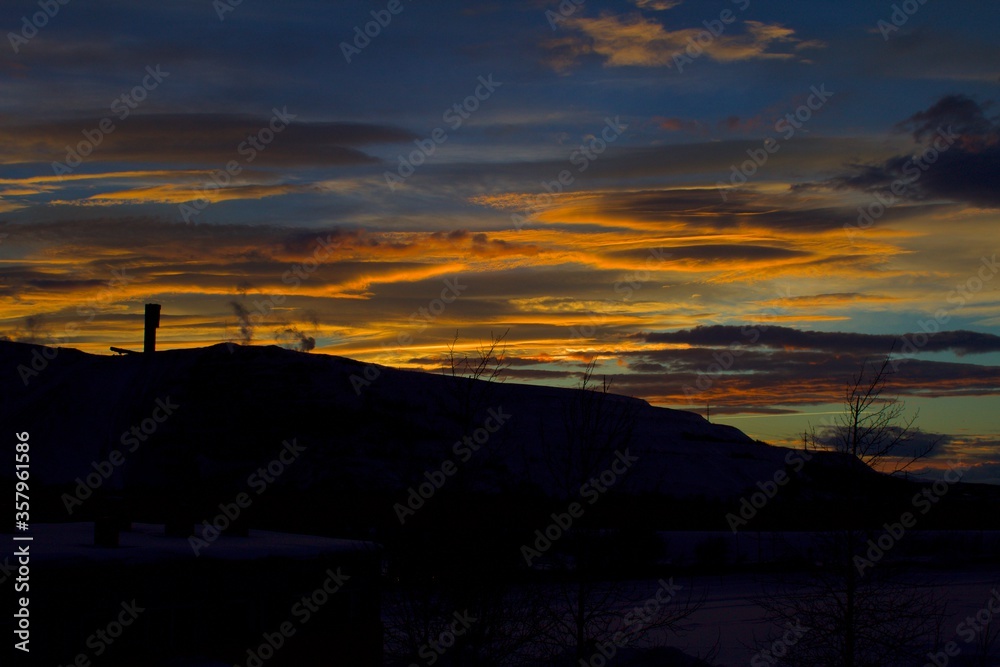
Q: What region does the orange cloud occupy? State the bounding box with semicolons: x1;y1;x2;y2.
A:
549;13;820;70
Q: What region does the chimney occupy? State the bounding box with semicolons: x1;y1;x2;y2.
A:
144;303;161;355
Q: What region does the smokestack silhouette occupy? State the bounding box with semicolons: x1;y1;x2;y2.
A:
144;303;161;354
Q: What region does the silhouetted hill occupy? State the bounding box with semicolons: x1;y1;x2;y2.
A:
3;341;998;534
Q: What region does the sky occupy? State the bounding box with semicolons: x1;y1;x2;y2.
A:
1;0;998;479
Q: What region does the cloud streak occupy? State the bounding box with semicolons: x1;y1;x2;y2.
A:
547;12;819;71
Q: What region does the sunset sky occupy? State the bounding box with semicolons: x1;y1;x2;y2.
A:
2;0;998;479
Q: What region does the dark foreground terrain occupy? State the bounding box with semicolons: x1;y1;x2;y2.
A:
3;341;999;665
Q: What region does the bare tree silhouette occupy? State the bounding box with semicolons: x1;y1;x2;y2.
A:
384;328;548;666
756;353;947;666
528;361;705;663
